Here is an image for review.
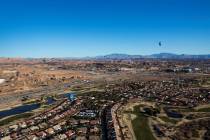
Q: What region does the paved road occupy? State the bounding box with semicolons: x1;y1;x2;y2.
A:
0;80;89;109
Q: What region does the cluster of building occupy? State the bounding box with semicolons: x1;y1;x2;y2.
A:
102;79;210;107
0;95;102;140
103;105;117;140
81;78;210;139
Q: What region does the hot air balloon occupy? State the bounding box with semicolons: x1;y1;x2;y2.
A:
159;41;162;46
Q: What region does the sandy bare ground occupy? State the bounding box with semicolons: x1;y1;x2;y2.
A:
117;102;142;140
123;113;137;140
148;118;172;140
0;79;5;84
194;104;210;110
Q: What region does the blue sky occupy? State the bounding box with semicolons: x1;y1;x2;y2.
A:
0;0;210;58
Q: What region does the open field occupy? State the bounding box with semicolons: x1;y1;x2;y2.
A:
159;116;178;124
0;112;34;126
131;105;156;140
197;107;210;112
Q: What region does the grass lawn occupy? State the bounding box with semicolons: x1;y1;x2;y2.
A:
159;116;178;124
176;106;210;113
0;112;33;126
178;108;195;112
131;105;156;140
196;107;210;112
23;99;39;105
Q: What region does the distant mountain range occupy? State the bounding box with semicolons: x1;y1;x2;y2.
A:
94;53;210;60
1;53;210;60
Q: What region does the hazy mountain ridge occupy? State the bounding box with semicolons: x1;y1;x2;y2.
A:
95;53;210;59
1;53;210;61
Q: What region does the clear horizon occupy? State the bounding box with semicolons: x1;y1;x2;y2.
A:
0;0;210;58
1;52;210;59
